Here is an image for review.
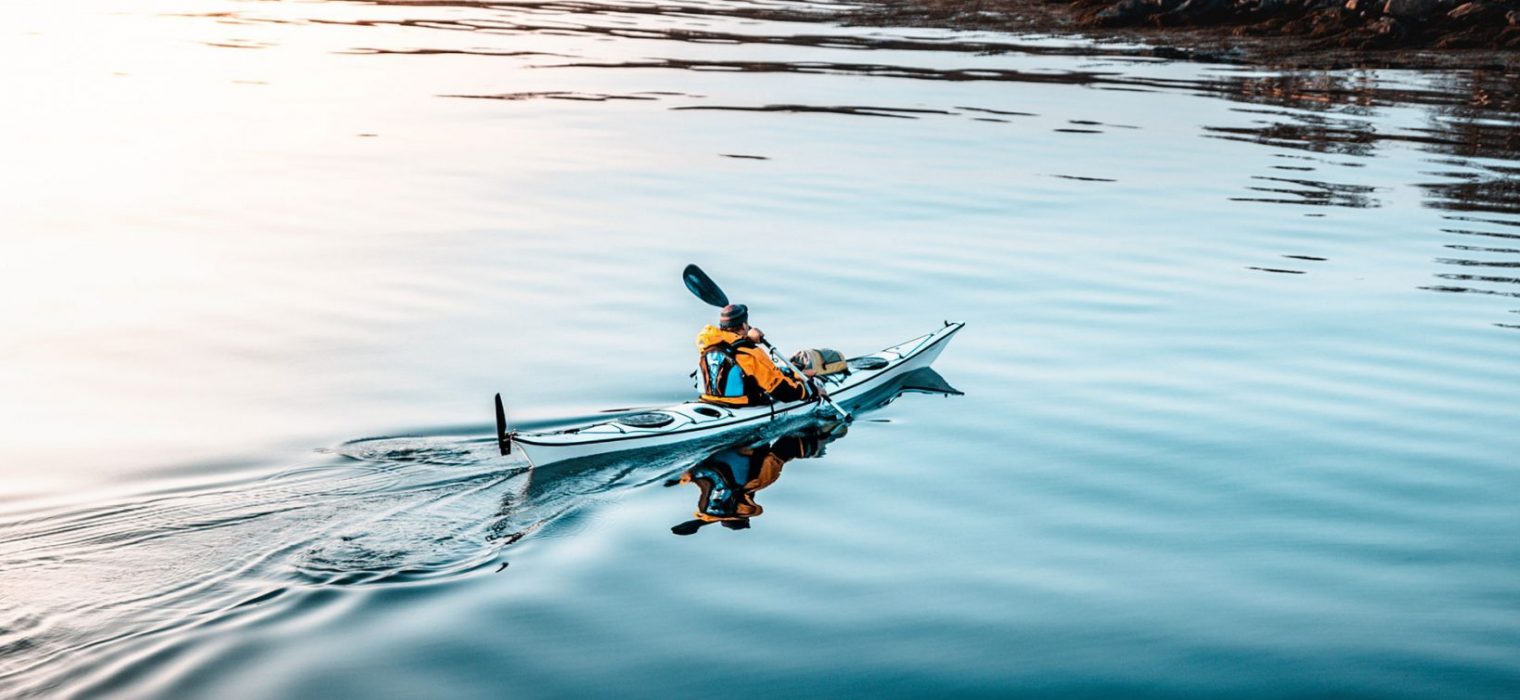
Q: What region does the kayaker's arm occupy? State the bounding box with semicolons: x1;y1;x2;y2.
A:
738;347;810;402
748;327;818;376
762;372;809;402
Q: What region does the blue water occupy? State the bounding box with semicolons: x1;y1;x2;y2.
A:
2;0;1519;697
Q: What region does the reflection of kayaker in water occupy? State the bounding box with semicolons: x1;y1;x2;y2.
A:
695;303;827;406
667;422;847;535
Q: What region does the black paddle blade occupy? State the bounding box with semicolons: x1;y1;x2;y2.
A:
682;264;729;308
494;393;511;455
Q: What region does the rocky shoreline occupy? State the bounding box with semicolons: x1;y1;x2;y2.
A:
847;0;1520;65
1080;0;1520;50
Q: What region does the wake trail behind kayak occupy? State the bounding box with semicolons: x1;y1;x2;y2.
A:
0;371;960;698
0;436;537;698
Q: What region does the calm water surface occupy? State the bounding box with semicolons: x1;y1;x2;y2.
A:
2;0;1519;697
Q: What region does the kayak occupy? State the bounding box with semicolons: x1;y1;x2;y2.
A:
496;321;964;468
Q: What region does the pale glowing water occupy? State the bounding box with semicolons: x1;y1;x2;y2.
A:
2;1;1519;697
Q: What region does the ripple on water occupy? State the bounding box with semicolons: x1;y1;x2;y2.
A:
4;0;1520;697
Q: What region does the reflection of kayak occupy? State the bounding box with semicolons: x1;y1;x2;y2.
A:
496;322;964;468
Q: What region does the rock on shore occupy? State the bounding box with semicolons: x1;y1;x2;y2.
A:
1076;0;1520;49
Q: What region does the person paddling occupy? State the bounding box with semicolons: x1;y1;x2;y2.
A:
696;303;821;406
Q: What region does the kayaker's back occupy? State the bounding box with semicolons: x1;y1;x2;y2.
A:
695;325;763;405
694;325;806;406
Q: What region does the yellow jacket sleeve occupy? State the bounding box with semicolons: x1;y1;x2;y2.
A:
736;347;804;396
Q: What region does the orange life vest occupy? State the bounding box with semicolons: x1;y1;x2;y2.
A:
695;325;806;406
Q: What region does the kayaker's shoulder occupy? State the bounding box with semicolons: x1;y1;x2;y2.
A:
696;325;742;347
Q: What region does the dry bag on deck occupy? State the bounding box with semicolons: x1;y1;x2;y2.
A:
790;348;848;377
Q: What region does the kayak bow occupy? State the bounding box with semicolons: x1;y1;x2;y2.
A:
496;321;963;468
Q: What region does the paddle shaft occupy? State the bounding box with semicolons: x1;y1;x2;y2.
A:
759;335;850;421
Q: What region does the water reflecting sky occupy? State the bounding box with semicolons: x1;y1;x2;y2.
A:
2;1;1518;697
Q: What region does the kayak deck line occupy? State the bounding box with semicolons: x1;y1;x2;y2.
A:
499;321;964;468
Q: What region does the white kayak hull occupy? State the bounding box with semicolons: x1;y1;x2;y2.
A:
505;322;964;468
